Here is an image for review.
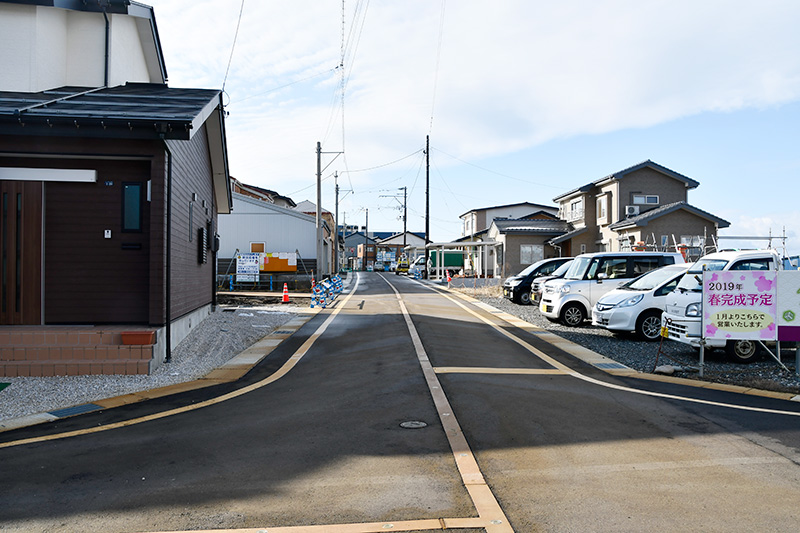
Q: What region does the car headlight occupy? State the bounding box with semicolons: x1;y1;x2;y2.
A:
686;303;702;317
618;294;644;308
559;285;571;294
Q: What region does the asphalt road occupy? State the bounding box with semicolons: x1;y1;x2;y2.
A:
1;272;800;532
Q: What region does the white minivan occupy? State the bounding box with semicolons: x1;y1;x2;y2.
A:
540;251;685;326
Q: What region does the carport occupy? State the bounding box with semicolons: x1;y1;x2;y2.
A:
405;241;502;281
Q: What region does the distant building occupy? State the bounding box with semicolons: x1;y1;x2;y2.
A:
460;202;559;238
551;160;729;258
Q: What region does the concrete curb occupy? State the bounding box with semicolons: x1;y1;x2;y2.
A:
0;312;318;433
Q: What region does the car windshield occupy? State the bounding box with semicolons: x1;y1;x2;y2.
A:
550;260;573;277
516;259;551;277
675;259;729;292
620;266;682;291
564;256;593;280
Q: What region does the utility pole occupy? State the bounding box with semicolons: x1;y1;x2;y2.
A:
314;141;343;278
425;135;430;246
334;171;339;274
402;185;407;251
363;208;369;271
316;141;323;277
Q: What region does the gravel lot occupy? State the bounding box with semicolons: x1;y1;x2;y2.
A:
457;288;800;395
0;305;306;422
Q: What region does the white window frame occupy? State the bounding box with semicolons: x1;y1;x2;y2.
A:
632;194;659;205
520;244;544;265
596;196;607;224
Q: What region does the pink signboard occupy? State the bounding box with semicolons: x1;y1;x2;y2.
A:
702;270;777;342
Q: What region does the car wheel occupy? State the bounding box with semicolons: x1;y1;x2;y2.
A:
725;339;760;363
519;291;531;305
560;303;585;327
635;310;662;341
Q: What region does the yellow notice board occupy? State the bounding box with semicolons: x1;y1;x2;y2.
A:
260;252;297;272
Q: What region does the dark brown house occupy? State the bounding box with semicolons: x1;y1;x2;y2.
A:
0;84;232;376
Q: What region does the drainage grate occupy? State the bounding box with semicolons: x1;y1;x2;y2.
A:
272;330;293;335
49;403;103;418
595;362;628;369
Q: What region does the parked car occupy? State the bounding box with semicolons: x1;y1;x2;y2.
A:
540;251;685;326
591;263;690;340
408;256;426;278
503;257;573;305
373;261;385;272
530;259;574;305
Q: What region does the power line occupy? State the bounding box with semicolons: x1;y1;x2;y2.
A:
429;0;447;134
221;0;246;95
434;146;564;190
229;67;339;105
343;148;423;174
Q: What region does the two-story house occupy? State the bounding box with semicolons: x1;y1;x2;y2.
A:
460;202;559;239
550;160;729;258
0;0;232;377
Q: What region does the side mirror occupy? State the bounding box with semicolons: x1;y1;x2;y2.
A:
597;272;607;281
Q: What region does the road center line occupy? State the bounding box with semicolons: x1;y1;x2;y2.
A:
380;275;514;533
434;366;566;375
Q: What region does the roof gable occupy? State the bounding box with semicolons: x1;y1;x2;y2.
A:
460;201;557;219
609;201;730;230
553;160;700;203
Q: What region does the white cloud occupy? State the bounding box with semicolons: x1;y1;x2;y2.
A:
147;0;800;239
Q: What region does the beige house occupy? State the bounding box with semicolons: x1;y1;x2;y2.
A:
550;160;729;258
487;215;570;278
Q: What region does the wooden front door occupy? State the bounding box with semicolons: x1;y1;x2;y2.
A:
1;181;43;325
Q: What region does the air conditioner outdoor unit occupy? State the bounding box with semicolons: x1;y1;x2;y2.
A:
625;205;640;216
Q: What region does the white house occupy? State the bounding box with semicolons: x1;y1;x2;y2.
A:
218;192;317;262
0;0;166;92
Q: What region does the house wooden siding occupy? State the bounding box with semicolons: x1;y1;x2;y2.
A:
1;136;159;323
165;128;217;321
0;131;219;326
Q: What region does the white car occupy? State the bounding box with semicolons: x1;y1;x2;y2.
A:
592;263;690;340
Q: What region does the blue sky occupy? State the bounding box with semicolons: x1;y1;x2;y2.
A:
148;0;800;254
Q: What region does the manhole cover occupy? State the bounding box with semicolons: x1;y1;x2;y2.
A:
400;421;428;429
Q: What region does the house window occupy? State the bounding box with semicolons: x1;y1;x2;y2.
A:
565;199;584;221
632;194;659;205
520;244;543;265
596;196;607;223
122;182;142;232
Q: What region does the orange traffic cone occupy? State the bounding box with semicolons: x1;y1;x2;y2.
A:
282;283;290;304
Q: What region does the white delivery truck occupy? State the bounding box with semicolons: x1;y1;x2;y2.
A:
661;249;785;363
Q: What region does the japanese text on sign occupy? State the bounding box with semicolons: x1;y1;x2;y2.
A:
702;270;777;341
